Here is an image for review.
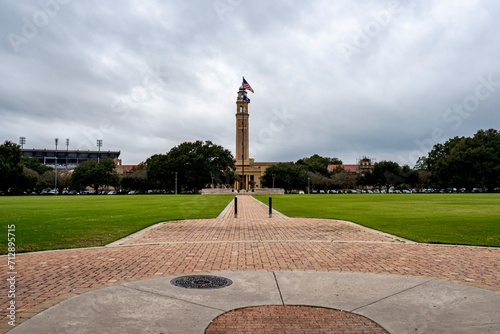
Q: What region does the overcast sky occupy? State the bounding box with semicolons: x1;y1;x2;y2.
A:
1;0;499;166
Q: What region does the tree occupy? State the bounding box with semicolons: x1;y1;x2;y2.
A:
372;160;403;191
425;129;500;191
22;167;39;191
0;141;24;193
146;140;235;192
261;162;308;191
296;154;342;177
71;158;119;191
121;170;151;192
21;156;52;175
331;171;357;191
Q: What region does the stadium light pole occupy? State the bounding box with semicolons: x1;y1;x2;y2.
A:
175;171;178;195
19;137;26;154
54;138;59;191
66;138;69;169
97;139;102;163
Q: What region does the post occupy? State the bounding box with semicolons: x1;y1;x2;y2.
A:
269;197;272;218
65;138;69;169
54;138;58;191
19;137;26;154
96;139;102;163
234;197;238;218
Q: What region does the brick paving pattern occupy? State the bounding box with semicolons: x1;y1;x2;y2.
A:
1;195;499;333
205;305;389;334
121;217;400;245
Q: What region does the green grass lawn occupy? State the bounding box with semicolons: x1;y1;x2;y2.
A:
255;194;500;247
0;195;233;254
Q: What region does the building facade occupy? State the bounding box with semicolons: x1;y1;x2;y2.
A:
327;157;375;175
22;148;120;170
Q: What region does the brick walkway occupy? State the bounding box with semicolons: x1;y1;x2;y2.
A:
205;305;389;333
1;195;499;333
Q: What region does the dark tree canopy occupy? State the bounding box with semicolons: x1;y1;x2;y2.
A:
296;154;342;177
71;158;119;191
261;162;308;191
21;156;53;175
121;170;151;191
425;129;500;191
372;160;403;190
0;141;24;192
146;140;235;191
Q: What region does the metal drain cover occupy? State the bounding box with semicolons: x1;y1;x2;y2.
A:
170;275;233;289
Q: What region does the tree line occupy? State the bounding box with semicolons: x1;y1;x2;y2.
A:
0;140;234;194
261;129;499;192
0;129;498;194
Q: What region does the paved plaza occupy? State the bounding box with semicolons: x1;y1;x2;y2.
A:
1;196;499;333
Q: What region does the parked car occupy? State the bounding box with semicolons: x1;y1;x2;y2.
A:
107;191;116;195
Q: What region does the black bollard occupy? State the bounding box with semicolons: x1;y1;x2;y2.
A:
234;197;238;218
269;197;272;218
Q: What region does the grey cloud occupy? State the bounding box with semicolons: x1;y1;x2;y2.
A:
1;0;499;165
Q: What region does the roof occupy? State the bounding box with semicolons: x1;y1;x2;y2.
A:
22;148;120;159
327;164;359;173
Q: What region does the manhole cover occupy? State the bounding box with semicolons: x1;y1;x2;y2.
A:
170;275;233;289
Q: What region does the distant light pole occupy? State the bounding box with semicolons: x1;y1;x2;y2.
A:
65;138;69;169
54;138;59;190
96;139;102;163
272;174;275;189
175;172;178;195
19;137;26;154
307;177;310;194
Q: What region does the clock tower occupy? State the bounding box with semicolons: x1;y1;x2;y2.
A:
235;85;250;190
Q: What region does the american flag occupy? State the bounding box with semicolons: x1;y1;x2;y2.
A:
242;77;254;93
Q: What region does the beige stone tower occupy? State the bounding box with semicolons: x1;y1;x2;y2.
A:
233;82;279;191
235;85;250;190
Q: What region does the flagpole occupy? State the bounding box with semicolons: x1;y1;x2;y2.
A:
242;118;245;191
242;78;245;192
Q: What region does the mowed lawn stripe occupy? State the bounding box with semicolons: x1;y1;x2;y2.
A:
255;194;500;247
0;195;233;254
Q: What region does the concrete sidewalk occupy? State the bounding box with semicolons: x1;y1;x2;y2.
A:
3;196;500;333
9;271;500;333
